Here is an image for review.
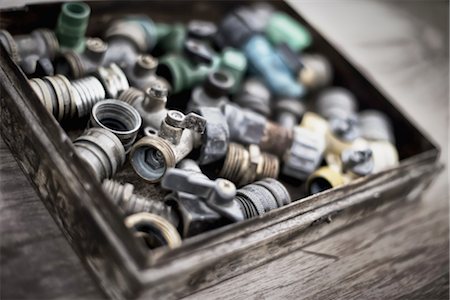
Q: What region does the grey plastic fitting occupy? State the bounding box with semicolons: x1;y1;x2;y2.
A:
298;53;333;91
235;178;291;219
233;78;272;117
282;126;326;181
73;127;125;181
130;110;206;183
358;110;395;143
102;179;178;225
218;143;280;187
274;98;305;130
0;29;59;75
187;70;234;112
90;99;142;152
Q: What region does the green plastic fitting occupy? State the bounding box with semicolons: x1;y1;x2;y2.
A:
265;12;312;52
219;48;247;93
56;2;90;53
157;23;187;54
158;54;219;94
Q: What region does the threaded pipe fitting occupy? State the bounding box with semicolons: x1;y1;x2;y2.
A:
56;2;90;52
73;128;125;181
95;63;129;98
235;178;291;219
90;99;142;151
219;143;279;187
130;136;177;183
118;87;145;107
29;74;107;120
259;121;294;158
102;179;178;224
71;76;106;118
124;212;182;250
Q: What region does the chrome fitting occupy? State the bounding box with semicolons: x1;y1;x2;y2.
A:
94;63;129;98
235;178;291;219
73;127;125;181
218;143;279;187
90;99;142;151
124;212;182;250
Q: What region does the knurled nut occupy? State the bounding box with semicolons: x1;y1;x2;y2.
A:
241;184;278;212
254;178;291;207
0;30;19;63
236;189;266;217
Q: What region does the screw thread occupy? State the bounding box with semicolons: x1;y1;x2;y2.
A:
72;76;106;118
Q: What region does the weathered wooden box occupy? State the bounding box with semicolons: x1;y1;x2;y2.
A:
0;1;441;299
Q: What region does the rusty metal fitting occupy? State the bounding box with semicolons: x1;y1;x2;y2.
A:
274;98;305;130
94;63;129;98
102;179;178;225
130;111;206;182
259;120;294;158
29;73;107;121
234;178;291;219
306;166;348;195
90;99;142;151
282;126;326;181
0;29;59;75
187;70;234;112
124;212;182;250
359;110;395;143
162;160;243;237
298;53;333;91
73;127;125;181
119;84;168;131
233;78;272;117
218;143;279;187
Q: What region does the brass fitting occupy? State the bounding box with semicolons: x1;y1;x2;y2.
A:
124;212;182;250
130;110;206;182
218;143;279;187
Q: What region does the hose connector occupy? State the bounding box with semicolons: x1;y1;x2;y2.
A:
56;2;90;52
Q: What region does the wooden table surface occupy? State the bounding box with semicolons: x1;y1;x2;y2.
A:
1;1;448;299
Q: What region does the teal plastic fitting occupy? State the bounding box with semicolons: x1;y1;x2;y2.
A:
157;23;187;54
219;48;247;93
56;2;90;53
265;12;312;52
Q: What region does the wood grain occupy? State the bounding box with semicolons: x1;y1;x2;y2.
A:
1;0;448;299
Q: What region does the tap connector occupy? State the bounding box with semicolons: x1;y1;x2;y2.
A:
235;178;291;219
119;84;168;131
187;70;234;112
125;212;182;250
162;162;242;237
274;98;305;130
29;74;106;121
0;29;59;75
102;179;178;225
130;111;206;182
282;126;326;181
233;78;272;117
90;99;142;151
73;128;125;181
219;143;279;187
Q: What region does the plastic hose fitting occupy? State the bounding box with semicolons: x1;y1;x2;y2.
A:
218;48;247;93
298;54;333;91
233;78;272;117
56;2;90;52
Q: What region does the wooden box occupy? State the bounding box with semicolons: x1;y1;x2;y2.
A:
0;1;441;299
